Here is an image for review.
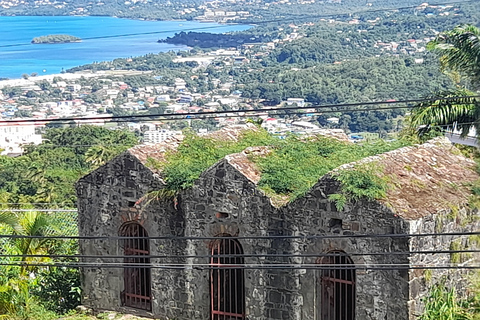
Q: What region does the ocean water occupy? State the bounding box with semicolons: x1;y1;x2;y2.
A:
0;16;250;79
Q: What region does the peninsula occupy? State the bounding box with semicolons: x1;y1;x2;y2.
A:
31;34;81;44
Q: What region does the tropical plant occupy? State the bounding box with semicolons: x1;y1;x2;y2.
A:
0;210;77;319
410;24;480;140
420;282;479;320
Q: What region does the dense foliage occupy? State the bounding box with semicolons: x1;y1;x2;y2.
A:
0;210;80;319
0;126;138;207
0;126;137;319
159;26;286;48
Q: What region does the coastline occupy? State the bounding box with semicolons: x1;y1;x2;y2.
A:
0;72;98;89
0;70;152;89
0;16;251;80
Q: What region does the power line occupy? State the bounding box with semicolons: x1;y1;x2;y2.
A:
1;249;478;260
0;231;478;240
0;261;478;270
0;209;76;212
1;95;477;125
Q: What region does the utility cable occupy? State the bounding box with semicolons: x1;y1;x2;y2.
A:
0;261;478;270
0;231;478;240
1;95;477;125
0;249;478;260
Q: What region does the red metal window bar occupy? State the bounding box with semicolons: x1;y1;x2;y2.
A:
319;251;356;320
119;222;152;311
210;236;245;320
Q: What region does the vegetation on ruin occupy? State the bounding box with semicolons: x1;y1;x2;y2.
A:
148;129;409;204
328;163;390;211
420;281;480;320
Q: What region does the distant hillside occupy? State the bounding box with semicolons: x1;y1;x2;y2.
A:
0;0;453;21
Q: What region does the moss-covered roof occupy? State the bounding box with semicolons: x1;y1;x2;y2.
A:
330;137;478;219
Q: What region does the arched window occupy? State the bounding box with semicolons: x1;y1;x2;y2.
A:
210;236;245;320
119;222;151;311
319;251;355;320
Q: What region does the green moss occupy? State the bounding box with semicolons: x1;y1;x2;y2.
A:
447;204;460;221
449;182;460;191
450;240;462;264
435;215;444;233
424;269;432;283
469;235;480;247
450;239;473;264
411;178;427;189
468;195;480;210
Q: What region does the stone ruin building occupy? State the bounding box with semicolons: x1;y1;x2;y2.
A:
76;125;480;320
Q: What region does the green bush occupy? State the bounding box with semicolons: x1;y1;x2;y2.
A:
328;163;390;210
32;267;81;315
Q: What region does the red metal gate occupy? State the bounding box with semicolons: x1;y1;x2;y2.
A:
210;237;245;320
120;222;152;311
319;251;355;320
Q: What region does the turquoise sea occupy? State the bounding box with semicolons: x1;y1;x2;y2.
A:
0;16;250;79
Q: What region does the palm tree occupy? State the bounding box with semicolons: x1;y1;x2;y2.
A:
0;211;59;275
0;210;60;316
410;24;480;139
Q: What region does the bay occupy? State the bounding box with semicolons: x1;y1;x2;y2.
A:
0;16;250;79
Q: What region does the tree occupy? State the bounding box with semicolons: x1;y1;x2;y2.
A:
410;25;480;139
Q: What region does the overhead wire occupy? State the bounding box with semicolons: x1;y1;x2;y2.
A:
1;95;478;125
0;261;477;270
1;249;479;260
0;230;478;240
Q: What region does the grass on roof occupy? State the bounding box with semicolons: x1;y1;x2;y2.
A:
147;128;411;202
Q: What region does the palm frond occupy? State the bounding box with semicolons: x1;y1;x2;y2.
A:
410;89;480;139
137;188;178;207
428;24;480;89
0;213;20;232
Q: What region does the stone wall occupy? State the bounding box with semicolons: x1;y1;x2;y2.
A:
407;206;480;319
76;151;172;317
178;158;282;319
283;176;411;320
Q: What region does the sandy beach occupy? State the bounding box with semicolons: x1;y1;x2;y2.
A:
0;72;100;89
0;70;152;89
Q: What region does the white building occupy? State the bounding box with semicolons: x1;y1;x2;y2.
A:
144;129;182;144
286;98;306;107
0;123;43;155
